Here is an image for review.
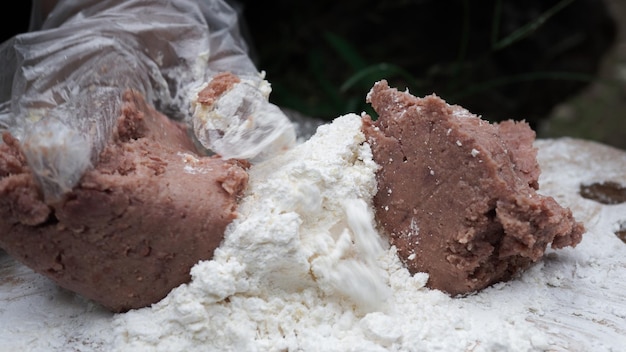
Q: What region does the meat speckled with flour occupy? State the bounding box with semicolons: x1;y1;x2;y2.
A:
362;80;585;295
0;90;249;312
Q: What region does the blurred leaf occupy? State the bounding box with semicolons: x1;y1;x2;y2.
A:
340;63;424;93
492;0;576;51
308;49;343;109
324;31;368;71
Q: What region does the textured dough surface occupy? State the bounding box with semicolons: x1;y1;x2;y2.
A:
362;80;585;295
0;90;249;312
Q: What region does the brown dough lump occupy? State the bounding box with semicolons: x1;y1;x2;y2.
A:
0;90;249;312
362;80;585;295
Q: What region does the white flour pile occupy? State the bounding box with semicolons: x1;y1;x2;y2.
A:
114;114;391;350
1;115;626;351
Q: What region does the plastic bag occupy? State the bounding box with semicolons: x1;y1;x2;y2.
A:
0;0;295;201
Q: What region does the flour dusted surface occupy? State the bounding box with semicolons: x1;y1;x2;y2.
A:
1;124;625;351
109;117;594;352
113;113;397;351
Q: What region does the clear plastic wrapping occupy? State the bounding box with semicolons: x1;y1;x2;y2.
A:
0;0;294;201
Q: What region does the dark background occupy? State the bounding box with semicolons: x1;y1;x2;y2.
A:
3;0;624;149
237;0;616;128
0;3;31;42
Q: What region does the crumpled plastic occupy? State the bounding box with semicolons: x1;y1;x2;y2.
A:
190;73;298;162
0;0;295;202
